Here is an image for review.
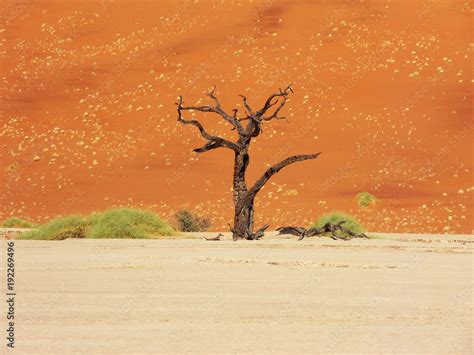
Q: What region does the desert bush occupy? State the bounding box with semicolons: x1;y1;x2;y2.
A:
355;192;377;208
19;215;88;240
88;208;175;239
174;209;210;232
6;162;20;172
18;208;174;240
312;211;364;236
2;217;38;228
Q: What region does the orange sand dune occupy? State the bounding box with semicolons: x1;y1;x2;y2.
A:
0;0;472;233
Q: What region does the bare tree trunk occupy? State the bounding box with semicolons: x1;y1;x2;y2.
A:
232;149;254;240
232;198;256;240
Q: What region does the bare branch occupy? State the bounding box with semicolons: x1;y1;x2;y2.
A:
256;84;293;120
179;87;244;134
238;84;293;138
176;96;240;153
262;96;288;121
207;87;245;133
206;85;221;109
230;109;244;132
236;93;262;138
236;152;321;215
239;94;254;116
204;233;223;241
193;141;221;153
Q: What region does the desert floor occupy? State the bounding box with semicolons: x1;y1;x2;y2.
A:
2;233;473;354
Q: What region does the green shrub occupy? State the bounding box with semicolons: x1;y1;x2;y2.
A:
174;209;210;232
88;208;175;239
19;215;88;240
2;217;37;228
17;208;175;240
312;211;364;236
355;192;377;208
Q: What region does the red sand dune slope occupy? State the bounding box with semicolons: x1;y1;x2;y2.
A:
0;0;472;233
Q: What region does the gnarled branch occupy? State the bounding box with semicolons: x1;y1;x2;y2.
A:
239;94;254;116
178;86;244;133
193;141;221;153
256;84;293;120
236;152;321;215
177;95;240;153
239;84;293;139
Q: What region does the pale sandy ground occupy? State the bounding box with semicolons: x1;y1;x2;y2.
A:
1;232;473;354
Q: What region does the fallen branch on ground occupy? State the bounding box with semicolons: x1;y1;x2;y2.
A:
276;221;369;241
204;233;223;241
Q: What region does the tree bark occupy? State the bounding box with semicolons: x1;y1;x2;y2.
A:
232;149;254;240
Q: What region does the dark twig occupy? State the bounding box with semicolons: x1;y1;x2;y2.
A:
204;233;224;241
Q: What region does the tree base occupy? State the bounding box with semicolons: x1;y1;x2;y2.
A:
231;224;269;241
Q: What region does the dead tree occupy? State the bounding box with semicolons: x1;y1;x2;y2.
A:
176;85;320;240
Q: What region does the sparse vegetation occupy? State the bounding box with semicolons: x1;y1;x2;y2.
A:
174;209;210;232
312;211;364;236
2;216;38;228
6;162;20;173
284;189;299;196
18;208;175;240
88;208;175;239
19;215;88;240
356;192;377;208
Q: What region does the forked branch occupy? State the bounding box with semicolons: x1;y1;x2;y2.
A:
236;152;321;215
239;84;294;138
256;84;293;120
239;94;254;116
178;86;244;132
176;95;240;153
